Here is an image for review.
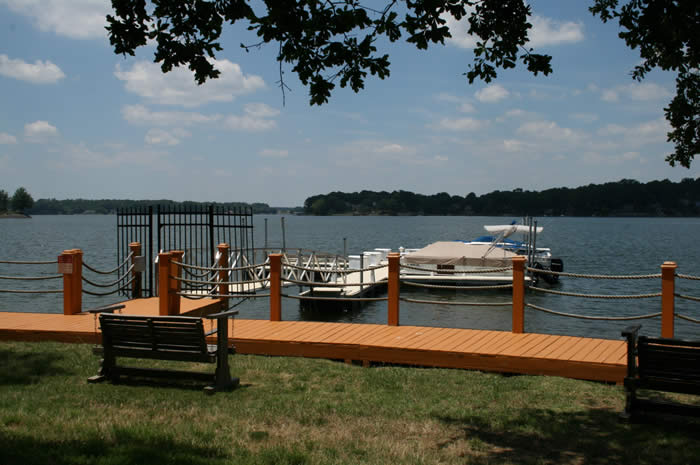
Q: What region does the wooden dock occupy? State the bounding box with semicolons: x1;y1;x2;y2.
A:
0;298;627;383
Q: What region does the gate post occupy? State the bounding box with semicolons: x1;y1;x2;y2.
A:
129;242;142;299
512;256;526;334
217;243;230;309
59;249;83;315
387;253;400;326
661;261;677;338
158;252;171;315
269;253;282;321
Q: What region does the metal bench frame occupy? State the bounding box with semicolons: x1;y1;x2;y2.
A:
622;325;700;419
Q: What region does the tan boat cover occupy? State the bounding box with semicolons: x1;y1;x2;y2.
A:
403;241;519;267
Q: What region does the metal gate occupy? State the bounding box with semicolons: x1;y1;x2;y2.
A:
117;205;255;297
117;206;154;297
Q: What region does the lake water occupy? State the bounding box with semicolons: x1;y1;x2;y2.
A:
2;214;699;340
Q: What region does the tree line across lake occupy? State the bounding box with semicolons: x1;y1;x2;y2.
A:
303;178;700;217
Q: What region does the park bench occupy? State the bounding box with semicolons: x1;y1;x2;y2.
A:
622;325;700;419
88;306;239;393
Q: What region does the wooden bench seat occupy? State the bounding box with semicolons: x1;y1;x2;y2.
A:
622;325;700;419
88;308;239;393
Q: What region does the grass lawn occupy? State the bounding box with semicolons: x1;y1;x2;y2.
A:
1;341;698;465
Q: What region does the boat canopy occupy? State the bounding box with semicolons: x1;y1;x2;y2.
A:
484;224;543;238
403;241;519;267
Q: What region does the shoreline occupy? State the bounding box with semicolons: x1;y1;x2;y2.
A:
0;213;31;219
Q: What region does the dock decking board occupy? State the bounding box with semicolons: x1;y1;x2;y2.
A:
0;301;627;383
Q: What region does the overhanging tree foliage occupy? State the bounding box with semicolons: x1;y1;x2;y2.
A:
11;187;34;213
107;0;698;166
590;0;699;168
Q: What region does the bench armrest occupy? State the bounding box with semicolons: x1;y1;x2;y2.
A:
86;304;126;314
205;309;239;320
622;325;641;378
621;325;641;341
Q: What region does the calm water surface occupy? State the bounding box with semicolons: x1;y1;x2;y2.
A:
2;214;699;340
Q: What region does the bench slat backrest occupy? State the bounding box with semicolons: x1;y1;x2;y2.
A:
637;336;700;391
99;314;213;363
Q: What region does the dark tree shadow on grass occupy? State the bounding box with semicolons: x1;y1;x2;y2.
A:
0;346;70;385
433;407;700;465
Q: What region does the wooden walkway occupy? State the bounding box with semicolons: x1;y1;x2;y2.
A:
0;299;627;383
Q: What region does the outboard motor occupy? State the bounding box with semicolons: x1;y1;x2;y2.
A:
542;258;564;284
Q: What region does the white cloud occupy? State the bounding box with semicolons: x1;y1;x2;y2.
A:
475;84;509;103
447;13;583;49
24;120;59;142
122;105;221;127
222;103;279;131
516;120;584;144
145;128;190;146
601;82;672;103
434;117;485;131
259;149;289;158
569;112;599;123
0;132;18;144
0;54;65;84
527;16;584;47
598;118;670;143
436;93;476;112
114;60;265;107
2;0;109;40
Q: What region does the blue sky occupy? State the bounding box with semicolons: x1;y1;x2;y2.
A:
1;1;697;207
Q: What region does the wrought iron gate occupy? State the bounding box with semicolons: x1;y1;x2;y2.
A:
117;205;255;297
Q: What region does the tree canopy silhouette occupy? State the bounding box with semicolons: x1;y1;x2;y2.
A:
107;1;698;166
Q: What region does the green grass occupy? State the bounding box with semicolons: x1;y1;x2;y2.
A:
1;341;698;465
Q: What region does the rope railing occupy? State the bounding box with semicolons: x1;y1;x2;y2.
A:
676;273;700;281
0;259;58;265
82;252;133;275
526;303;662;321
401;280;512;291
0;288;62;294
675;293;700;303
529;286;662;299
172;260;265;273
401;263;512;274
526;266;661;280
81;265;134;288
282;293;388;302
676;313;700;324
82;276;135;296
0;274;62;281
400;297;511;306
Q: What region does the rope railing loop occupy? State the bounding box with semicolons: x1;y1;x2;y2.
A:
82;276;135;296
676;273;700;281
0;259;58;265
82;252;134;275
676;313;700;324
0;274;62;281
400;263;512;274
0;288;63;294
526;303;662;321
81;265;134;288
675;292;700;303
401;280;512;291
529;286;662;299
526;266;662;280
399;297;511;306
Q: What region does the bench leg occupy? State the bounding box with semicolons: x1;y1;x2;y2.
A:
621;378;637;421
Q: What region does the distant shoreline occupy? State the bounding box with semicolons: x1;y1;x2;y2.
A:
0;212;31;219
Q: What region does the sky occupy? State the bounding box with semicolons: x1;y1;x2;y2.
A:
0;1;698;207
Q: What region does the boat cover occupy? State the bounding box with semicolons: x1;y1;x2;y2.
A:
403;241;519;267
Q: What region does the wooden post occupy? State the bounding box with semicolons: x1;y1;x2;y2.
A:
512;256;526;334
661;261;677;338
129;242;142;299
217;243;230;310
169;250;184;315
269;253;282;321
387;253;400;326
59;249;82;315
158;252;171;316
